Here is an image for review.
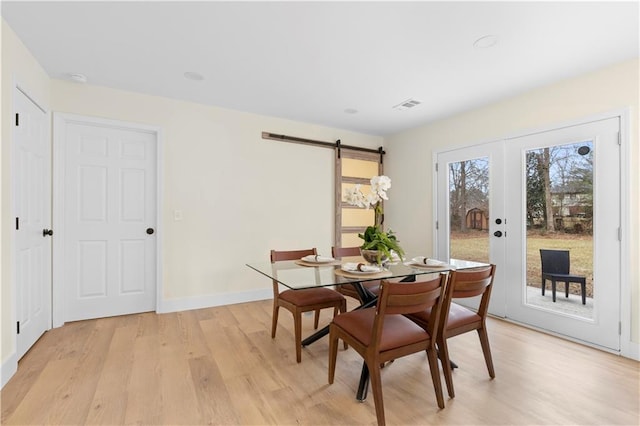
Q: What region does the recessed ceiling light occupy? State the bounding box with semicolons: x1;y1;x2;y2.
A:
473;35;499;49
344;108;358;114
184;71;204;81
68;73;87;83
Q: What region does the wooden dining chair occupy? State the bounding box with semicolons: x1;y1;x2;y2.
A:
270;248;347;363
331;246;381;302
407;264;496;399
328;274;447;426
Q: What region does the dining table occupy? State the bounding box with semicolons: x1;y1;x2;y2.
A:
246;255;490;401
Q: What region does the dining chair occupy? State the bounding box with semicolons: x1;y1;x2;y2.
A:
328;274;447;426
270;248;347;363
540;249;587;305
331;246;381;302
407;264;496;399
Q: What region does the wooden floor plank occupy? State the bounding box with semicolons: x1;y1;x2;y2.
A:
1;299;638;425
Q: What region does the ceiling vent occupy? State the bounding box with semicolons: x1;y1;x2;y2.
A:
393;98;422;111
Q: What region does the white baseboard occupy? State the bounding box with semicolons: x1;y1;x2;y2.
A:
1;352;18;389
621;339;640;361
157;288;272;314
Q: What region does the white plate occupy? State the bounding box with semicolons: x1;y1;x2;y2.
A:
301;255;335;263
341;263;383;274
411;257;447;267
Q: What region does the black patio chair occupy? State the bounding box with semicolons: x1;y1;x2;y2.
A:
540;249;586;305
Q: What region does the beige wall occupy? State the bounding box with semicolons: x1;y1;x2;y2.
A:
1;19;383;373
1;20;51;373
384;58;640;346
51;81;382;300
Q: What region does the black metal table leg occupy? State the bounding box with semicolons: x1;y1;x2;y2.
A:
356;362;370;401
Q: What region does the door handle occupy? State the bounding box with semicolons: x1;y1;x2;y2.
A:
43;229;53;237
146;228;155;235
493;230;503;238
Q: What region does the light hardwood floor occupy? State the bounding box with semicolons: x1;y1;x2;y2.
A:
2;299;638;425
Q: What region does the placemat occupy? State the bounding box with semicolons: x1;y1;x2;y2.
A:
334;269;392;279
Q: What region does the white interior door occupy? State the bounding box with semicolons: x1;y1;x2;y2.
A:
436;117;621;351
14;88;51;358
504;117;620;351
55;115;157;322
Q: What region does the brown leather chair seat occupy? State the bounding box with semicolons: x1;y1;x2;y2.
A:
279;287;346;306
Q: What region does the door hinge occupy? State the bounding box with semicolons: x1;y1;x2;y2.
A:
17;321;20;334
618;227;622;241
15;113;19;126
16;217;19;230
619;321;622;335
435;220;439;230
435;163;439;172
617;132;621;145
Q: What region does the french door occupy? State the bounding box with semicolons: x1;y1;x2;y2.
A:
436;117;621;351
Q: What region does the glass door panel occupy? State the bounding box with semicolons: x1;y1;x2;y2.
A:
524;142;594;319
449;157;490;264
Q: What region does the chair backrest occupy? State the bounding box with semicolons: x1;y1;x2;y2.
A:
331;246;361;258
441;265;496;331
270;248;317;263
269;248;317;296
539;249;570;274
373;274;447;345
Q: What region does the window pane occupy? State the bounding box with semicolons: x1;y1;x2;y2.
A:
342;158;378;178
342;183;372;196
525;141;593;318
449;157;490;263
342;233;363;248
342;208;374;227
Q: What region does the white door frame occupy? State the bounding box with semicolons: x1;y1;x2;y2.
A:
432;108;634;359
52;113;163;328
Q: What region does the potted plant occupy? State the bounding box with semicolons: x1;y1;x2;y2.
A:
344;175;405;264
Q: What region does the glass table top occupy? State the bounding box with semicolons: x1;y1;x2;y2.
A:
246;256;490;290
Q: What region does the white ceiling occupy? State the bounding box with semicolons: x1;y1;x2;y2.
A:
2;1;638;136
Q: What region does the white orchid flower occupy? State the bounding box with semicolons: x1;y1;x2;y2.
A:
371;175;391;192
344;175;392;209
344;185;368;208
365;193;381;208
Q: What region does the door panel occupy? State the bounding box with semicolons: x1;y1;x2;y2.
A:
505;118;620;350
14;88;51;359
336;150;382;248
436;141;506;317
60;119;157;322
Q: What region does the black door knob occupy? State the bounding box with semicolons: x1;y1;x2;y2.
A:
146;228;155;235
43;229;53;237
495;218;502;225
493;230;503;237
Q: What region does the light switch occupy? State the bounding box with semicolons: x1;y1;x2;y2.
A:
173;209;183;221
